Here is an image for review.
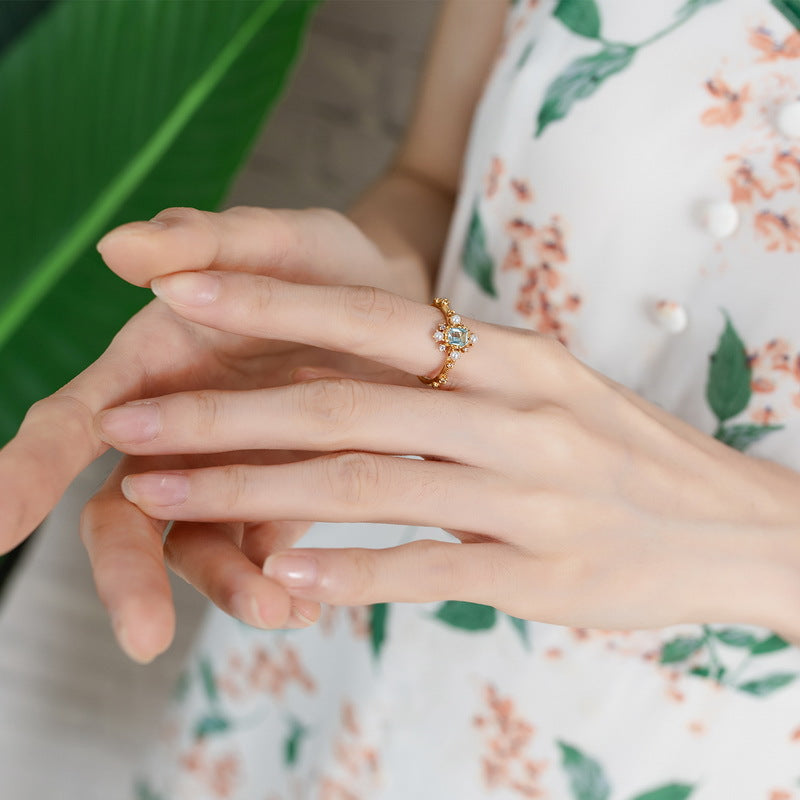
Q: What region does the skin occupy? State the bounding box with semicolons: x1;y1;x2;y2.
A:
3;0;798;662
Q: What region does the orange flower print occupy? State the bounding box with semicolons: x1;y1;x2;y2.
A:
773;148;800;192
754;209;800;251
179;742;241;798
507;215;579;346
727;157;776;203
486;156;504;199
768;790;794;800
748;25;800;62
473;684;549;797
511;178;534;202
700;75;751;126
502;240;524;271
318;604;370;638
319;701;381;800
219;642;316;702
752;405;780;425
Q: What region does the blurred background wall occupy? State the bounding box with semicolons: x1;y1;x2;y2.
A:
0;2;441;796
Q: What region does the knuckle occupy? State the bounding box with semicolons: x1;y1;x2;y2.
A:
220;464;250;508
346;548;380;604
322;451;382;511
192;390;224;437
296;378;364;446
340;285;401;350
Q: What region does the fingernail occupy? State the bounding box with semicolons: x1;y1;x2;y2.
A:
96;220;166;252
122;473;189;506
263;554;318;588
286;605;317;628
231;592;267;627
112;617;155;665
151;272;219;306
97;402;160;444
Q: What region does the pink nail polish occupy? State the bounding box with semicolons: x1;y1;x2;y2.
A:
122;473;189;506
263;554;318;588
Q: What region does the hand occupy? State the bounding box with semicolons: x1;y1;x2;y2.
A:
98;269;800;644
1;205;429;662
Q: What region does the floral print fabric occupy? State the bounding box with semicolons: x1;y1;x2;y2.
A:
135;2;800;798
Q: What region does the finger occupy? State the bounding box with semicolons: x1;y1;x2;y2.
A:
117;453;520;538
164;521;318;629
240;520;320;628
147;270;560;399
261;540;530;610
81;457;175;663
96;206;387;289
94;379;520;472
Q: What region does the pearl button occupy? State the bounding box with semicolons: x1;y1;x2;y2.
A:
698;200;739;238
776;100;800;139
652;300;688;333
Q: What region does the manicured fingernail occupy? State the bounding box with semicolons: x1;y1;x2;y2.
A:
96;219;166;252
151;272;219;306
231;592;266;627
263;554;318;588
287;605;317;628
122;473;189;506
97;402;160;444
112;617;155;664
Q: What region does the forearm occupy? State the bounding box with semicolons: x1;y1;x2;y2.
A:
344;164;456;302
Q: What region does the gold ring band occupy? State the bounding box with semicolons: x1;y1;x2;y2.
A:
417;297;478;389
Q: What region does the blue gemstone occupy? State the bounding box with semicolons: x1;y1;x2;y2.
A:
447;326;468;347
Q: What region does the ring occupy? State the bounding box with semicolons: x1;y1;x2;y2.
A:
417;297;478;389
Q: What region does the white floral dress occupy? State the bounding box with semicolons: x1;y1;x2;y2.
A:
135;2;800;798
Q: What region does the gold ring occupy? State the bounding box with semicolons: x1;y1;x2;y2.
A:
417;297;478;389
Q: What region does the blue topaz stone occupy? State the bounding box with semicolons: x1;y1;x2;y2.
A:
446;326;469;348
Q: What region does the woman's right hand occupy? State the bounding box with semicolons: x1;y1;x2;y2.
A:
0;205;431;663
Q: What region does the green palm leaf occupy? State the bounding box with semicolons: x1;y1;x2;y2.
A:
0;0;319;447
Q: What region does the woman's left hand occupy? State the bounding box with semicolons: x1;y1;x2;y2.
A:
96;270;800;640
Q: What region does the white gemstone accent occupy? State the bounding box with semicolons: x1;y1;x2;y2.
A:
433;331;444;341
438;324;446;331
698;200;739;238
450;314;461;324
652;300;688;334
439;344;446;351
452;351;460;359
469;334;478;344
776;100;800;139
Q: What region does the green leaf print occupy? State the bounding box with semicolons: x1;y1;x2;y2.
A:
462;208;498;298
535;44;636;137
369;602;389;659
629;784;695;800
558;741;611;800
199;657;219;704
435;600;497;631
706;314;751;424
516;40;535;71
194;713;232;739
659;635;704;664
284;717;307;766
172;669;190;703
689;665;711;678
738;672;798;696
134;780;164;800
750;632;790;655
714;423;784;452
712;627;760;649
553;0;601;39
674;0;724;22
507;614;531;648
772;0;800;31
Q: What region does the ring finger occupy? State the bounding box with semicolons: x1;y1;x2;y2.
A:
149;270;562;403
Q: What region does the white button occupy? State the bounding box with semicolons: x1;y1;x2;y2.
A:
776;100;800;139
698;200;739;238
652;300;688;333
